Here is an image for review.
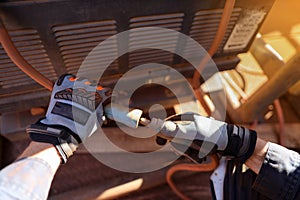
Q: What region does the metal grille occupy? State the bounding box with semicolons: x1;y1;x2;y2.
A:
128;13;184;68
0;29;56;89
52;20;118;75
182;8;242;58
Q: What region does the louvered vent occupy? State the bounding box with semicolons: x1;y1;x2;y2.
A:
128;13;184;68
52;20;118;75
0;29;56;89
182;8;242;58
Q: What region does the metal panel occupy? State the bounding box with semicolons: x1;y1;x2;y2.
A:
182;8;242;59
52;20;118;75
0;0;275;113
128;13;184;68
0;29;57;89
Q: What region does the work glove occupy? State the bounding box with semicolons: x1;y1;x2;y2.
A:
148;113;257;163
26;74;111;163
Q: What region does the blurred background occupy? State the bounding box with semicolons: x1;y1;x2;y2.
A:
0;0;299;199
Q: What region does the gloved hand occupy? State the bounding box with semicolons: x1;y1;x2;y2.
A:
148;113;257;163
26;74;111;163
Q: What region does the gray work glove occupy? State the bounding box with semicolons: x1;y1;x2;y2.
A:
148;113;257;163
27;74;111;163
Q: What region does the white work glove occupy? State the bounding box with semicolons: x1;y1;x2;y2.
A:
148;113;257;163
27;74;111;163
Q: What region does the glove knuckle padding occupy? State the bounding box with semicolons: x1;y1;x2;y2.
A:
27;74;111;163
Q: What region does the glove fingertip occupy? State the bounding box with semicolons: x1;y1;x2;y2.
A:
57;74;76;86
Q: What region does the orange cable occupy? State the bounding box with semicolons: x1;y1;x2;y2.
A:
194;87;212;116
0;20;53;91
166;1;236;199
192;0;236;86
192;0;236;116
1;7;247;200
166;155;219;200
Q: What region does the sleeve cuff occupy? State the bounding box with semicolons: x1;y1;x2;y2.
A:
253;142;300;200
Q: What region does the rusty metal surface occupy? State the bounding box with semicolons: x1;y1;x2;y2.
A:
0;0;275;114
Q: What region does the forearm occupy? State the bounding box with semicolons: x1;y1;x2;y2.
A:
0;142;61;200
19;141;61;172
245;138;269;174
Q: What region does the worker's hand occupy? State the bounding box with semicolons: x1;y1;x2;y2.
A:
148;113;257;163
27;74;111;163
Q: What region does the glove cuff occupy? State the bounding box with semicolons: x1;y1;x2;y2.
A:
26;122;81;164
238;128;257;162
222;124;257;163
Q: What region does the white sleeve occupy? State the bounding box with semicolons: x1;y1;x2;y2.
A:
0;157;55;200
